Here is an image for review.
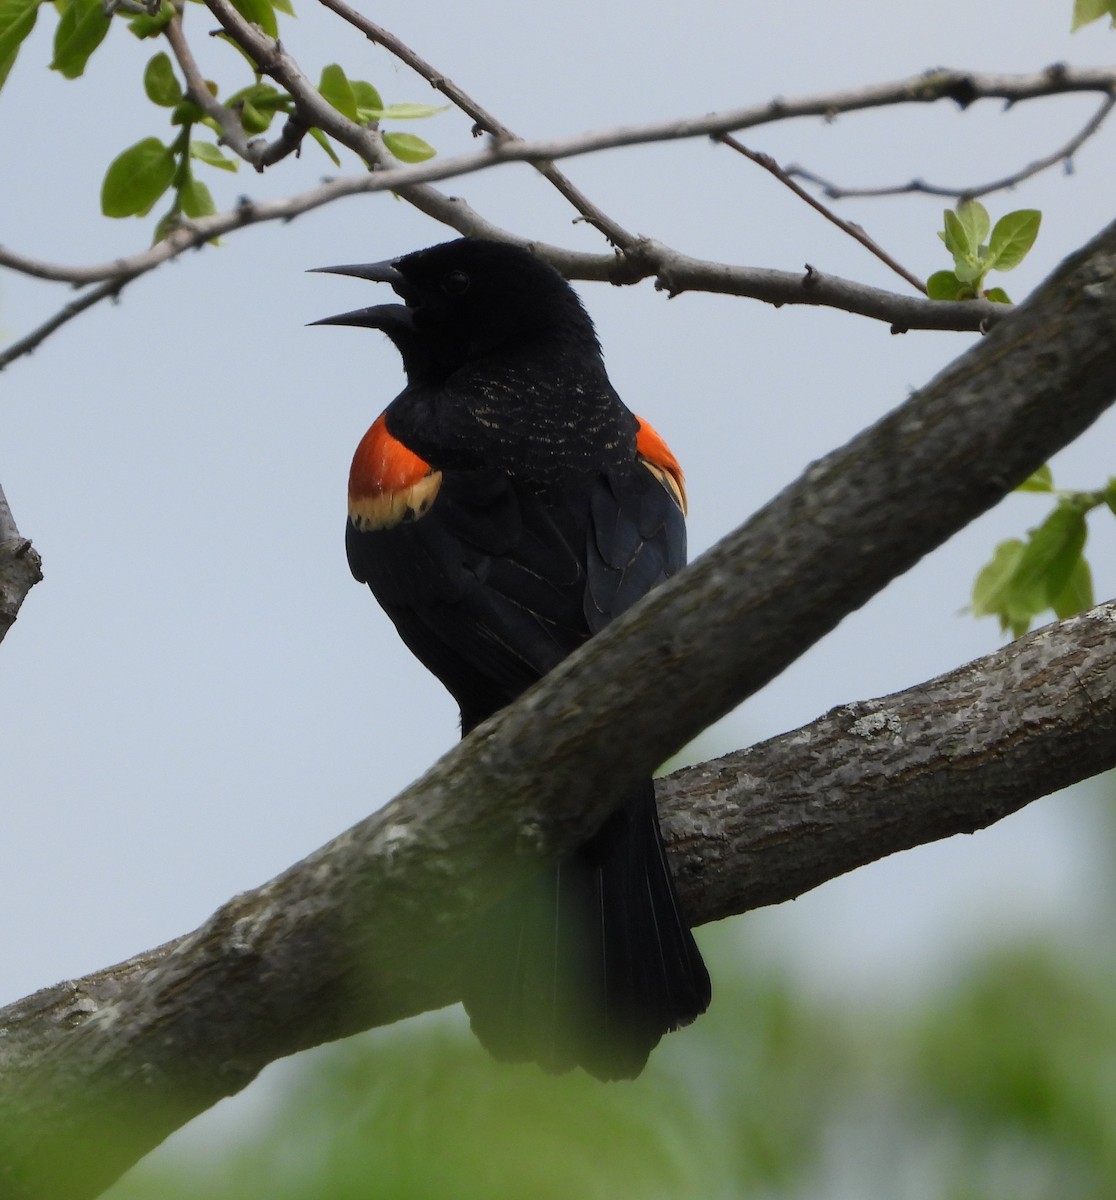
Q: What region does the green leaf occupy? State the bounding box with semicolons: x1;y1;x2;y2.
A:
953;257;984;285
941;209;972;261
382;131;436;162
926;271;970;301
178;176;215;218
101;137;177;218
307;125;341;167
0;0;39;86
50;0;109;78
955;199;991;253
190;139;238;171
230;0;276;38
366;102;448;120
972;539;1025;620
1071;0;1113;29
319;62;357;120
0;42;16;91
1016;465;1054;494
986;210;1041;272
152;207;181;244
143;51;183;106
1050;554;1094;620
983;286;1012;304
239;100;272;133
271;0;294;12
127;0;173;38
226;81;288;111
350;79;383;112
1105;478;1116;518
171;99;204;126
1011;502;1089;611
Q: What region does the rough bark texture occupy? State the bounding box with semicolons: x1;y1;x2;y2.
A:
2;220;1116;1198
0;483;42;646
659;603;1116;923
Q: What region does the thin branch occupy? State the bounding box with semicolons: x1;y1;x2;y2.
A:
203;0;384;165
788;92;1116;201
164;8;308;171
163;13;249;158
717;134;928;295
311;0;636;249
0;188;1005;377
5;54;1112;364
0;273;140;370
155;56;1116;200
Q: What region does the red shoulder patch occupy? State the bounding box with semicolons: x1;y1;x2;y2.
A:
349;413;442;531
635;417;687;515
350;412;431;499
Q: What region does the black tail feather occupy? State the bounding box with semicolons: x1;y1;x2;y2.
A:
461;782;710;1080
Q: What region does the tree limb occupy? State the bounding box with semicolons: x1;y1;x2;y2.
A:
1;602;1112;1198
659;602;1116;923
3;216;1116;1199
0;481;42;645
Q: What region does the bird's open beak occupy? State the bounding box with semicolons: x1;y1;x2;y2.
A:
310;260;406;287
308;258;416;332
308;302;415;332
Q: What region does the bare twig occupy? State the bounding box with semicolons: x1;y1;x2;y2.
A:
788;92;1116;201
5;52;1112;365
0;211;1006;376
717;134;928;294
0;274;140;370
145;58;1116;200
164;13;308;172
311;0;636;248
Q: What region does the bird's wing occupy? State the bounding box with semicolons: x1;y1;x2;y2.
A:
347;455;684;730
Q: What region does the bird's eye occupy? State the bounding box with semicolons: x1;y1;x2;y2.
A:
442;270;470;295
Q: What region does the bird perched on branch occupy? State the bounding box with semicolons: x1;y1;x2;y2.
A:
314;237;710;1079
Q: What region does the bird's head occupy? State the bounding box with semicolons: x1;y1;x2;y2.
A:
311;238;600;377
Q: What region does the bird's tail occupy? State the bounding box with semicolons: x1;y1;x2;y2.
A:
461;781;711;1080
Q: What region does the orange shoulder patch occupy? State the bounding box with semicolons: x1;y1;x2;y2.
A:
349;412;442;531
635;417;687;516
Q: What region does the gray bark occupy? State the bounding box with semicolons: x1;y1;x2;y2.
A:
0;482;42;646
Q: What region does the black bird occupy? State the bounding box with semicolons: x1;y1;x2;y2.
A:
315;238;710;1079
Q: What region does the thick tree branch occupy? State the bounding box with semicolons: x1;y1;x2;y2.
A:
1;603;1112;1198
659;602;1116;922
3;218;1116;1198
0;481;42;645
